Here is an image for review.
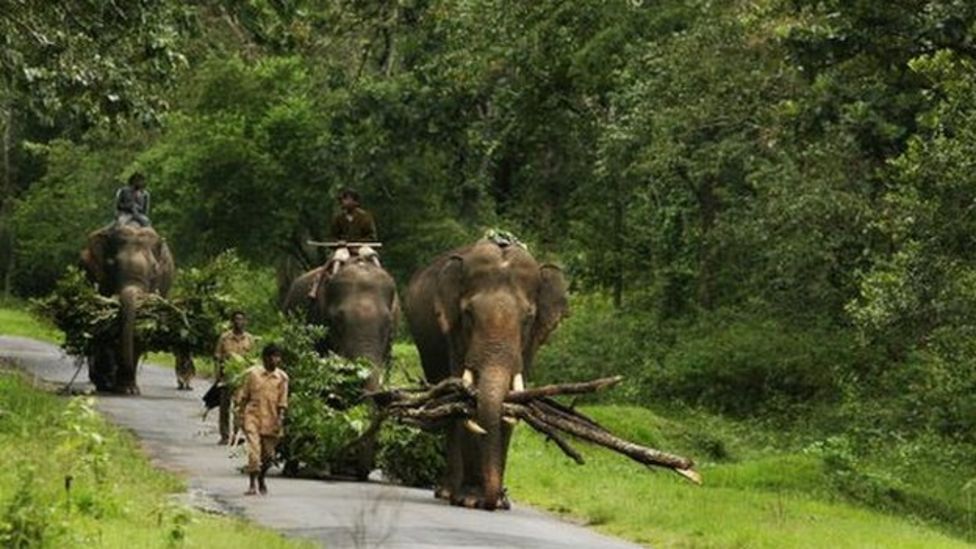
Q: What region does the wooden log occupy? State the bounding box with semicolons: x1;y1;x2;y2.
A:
505;376;623;403
391;401;473;423
366;378;472;408
512;404;585;465
506;402;700;483
534;397;604;432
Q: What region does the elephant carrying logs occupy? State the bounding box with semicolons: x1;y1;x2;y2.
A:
406;239;569;510
282;256;399;477
80;224;175;394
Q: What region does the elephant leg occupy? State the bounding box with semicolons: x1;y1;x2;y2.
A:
436;421;465;501
88;350;115;392
450;428;488;508
112;349;140;395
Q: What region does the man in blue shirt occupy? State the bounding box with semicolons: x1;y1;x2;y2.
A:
115;172;151;227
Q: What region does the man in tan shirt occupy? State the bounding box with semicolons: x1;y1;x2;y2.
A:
213;311;255;445
237;343;289;496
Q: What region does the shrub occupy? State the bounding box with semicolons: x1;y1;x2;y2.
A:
532;294;662;402
0;467;63;548
376;423;445;488
653;313;858;417
272;321;374;476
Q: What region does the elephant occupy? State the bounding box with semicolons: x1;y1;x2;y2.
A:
281;256;399;477
80;224;175;394
405;238;568;510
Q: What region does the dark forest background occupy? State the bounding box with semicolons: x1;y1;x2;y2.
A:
3;0;976;454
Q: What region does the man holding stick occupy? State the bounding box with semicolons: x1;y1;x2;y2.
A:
213;310;255;445
238;343;289;496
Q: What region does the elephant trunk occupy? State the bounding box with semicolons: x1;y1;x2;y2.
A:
476;365;511;511
118;285;141;391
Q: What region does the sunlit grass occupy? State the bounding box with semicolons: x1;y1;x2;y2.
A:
507;405;972;548
0;368;311;549
0;304;61;342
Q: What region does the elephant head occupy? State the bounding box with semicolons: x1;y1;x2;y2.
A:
283;258;399;385
281;257;399;478
408;239;568;510
80;225;174;393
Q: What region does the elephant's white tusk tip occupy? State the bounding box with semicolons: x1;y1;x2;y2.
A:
462;368;475;386
502;416;518;426
512;373;525;392
464;419;487;435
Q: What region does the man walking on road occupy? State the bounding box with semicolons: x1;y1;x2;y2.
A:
238;343;289;496
213;311;255;445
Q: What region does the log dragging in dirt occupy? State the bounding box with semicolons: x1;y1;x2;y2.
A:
366;375;702;485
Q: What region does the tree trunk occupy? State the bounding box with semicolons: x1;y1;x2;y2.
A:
611;175;624;308
1;101;12;299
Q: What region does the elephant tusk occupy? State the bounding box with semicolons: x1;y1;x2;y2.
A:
512;373;525;392
462;368;475;387
502;415;518;426
464;419;487;435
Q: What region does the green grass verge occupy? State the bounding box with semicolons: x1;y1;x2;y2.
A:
0;304;216;379
0;304;61;342
0;367;311;549
506;405;973;548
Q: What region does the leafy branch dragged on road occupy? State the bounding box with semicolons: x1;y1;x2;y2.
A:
367;375;702;484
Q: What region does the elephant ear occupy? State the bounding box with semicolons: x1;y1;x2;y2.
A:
525;264;569;372
80;230;111;290
153;238;175;296
434;255;465;366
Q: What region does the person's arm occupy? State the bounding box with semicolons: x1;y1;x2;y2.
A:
237;370;252;407
276;375;289;429
115;187;129;213
366;212;378;241
329;213;343;241
213;335;225;381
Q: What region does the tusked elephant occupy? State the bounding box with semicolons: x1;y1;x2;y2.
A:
405;239;568;510
80;224;175;394
282;256;399;477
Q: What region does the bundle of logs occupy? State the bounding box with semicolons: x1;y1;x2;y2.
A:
367;375;702;485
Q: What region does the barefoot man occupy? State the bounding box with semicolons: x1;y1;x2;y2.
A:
237;343;289;495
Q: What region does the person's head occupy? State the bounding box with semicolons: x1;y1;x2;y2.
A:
230;310;247;332
128;172;146;190
262;343;283;371
338;188;361;211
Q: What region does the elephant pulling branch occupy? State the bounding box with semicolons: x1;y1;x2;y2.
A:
402;238;699;511
369;375;701;494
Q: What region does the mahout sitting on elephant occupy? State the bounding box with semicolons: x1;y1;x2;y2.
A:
281;254;399;477
80;223;174;394
405;237;568;510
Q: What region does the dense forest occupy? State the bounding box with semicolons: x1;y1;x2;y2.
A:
3;0;976;540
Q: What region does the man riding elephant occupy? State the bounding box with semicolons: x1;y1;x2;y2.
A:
80;223;174;393
115;172;152;227
307;188;380;300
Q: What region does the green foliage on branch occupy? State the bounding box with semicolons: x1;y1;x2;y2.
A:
273;320;373;475
273;319;445;485
32;251;244;358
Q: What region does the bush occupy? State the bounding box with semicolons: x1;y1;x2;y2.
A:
0;467;63;549
376;423;445;487
653;312;860;417
272;320;374;476
532;294;663;402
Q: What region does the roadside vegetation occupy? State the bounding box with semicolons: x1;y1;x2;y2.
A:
4;1;976;547
0;365;309;549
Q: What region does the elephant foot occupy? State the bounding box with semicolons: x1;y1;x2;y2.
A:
434;486;452;501
448;486;510;511
113;384;141;396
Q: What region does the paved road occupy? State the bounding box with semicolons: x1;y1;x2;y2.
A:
0;336;641;549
